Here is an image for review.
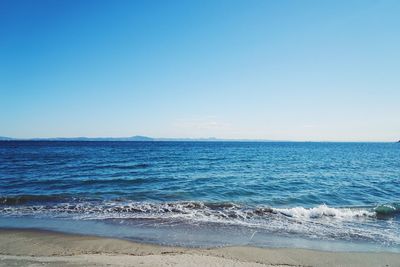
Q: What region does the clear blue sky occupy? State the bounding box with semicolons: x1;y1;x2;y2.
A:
1;0;399;141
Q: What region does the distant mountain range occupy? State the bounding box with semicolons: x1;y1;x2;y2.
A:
0;136;153;141
1;136;397;142
0;135;276;142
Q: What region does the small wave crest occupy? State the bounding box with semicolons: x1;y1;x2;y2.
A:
374;203;400;218
0;195;71;205
275;205;374;219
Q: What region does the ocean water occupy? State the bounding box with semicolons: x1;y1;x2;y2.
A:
0;141;399;252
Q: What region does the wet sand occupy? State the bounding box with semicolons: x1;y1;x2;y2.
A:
0;228;399;266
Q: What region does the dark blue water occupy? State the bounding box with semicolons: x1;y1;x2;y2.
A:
0;141;399;251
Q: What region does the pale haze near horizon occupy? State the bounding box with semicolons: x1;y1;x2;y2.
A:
1;0;399;142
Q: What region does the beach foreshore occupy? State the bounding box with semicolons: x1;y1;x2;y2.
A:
0;228;399;267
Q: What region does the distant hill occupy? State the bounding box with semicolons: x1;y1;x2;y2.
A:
0;135;154;141
29;135;155;141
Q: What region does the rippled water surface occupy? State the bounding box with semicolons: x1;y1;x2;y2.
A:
0;141;399;251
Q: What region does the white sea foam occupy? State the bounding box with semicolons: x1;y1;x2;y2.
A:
0;201;399;246
274;204;374;219
0;201;380;221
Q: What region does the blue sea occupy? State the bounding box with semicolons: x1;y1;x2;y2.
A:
0;141;399;252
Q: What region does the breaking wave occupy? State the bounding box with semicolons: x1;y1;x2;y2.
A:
1;197;399;220
0;197;399;246
374;203;400;217
275;205;375;219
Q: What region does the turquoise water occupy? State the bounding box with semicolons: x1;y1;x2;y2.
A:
0;141;399;251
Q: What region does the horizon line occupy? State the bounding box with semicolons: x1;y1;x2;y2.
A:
0;135;398;143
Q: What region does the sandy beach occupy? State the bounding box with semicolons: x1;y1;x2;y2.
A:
0;229;398;267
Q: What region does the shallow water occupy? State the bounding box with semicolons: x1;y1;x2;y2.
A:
0;141;399;251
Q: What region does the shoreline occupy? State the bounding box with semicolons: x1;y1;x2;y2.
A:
1;228;399;266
